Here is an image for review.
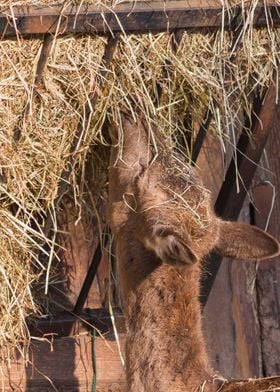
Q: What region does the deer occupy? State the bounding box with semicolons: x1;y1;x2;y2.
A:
107;109;280;392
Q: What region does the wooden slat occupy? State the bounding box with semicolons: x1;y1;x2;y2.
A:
230;218;263;378
1;1;280;38
253;103;280;376
200;71;279;306
198;131;262;379
28;308;126;338
53;197;103;310
203;203;262;378
252;184;280;375
72;227;109;315
1;335;126;391
34;34;54;86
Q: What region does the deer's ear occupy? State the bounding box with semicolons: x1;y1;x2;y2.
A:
216;221;280;261
142;228;198;266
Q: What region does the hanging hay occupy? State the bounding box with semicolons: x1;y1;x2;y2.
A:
0;0;279;361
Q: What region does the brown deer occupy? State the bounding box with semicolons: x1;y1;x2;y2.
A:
107;109;280;392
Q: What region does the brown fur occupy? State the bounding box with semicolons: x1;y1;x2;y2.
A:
108;111;280;392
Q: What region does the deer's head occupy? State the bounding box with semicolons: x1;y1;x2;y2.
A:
109;110;280;267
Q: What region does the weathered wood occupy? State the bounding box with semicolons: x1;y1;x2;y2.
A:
252;184;280;376
230;226;263;378
197;133;230;375
97;249;111;309
50;196;102;310
191;109;212;162
73;228;109;316
1;335;126;391
34;34;54;87
203;203;262;378
28;308;126;338
253;102;280;376
200;75;278;306
0;1;280;38
203;261;238;378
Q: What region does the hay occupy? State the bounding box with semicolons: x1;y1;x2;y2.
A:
0;0;133;9
0;0;279;360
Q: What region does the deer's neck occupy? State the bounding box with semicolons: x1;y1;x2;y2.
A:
117;243;216;392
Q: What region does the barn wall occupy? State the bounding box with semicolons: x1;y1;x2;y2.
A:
202;103;280;379
254;103;280;376
198;133;263;379
1;108;280;389
1;335;125;391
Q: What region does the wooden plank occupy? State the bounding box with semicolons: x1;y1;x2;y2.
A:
252;101;280;376
200;75;279;306
198;133;235;377
73;227;109;316
252;184;280;376
203;205;262;378
97;249;111;308
0;1;280;37
229;209;263;378
199;124;262;379
0;335;126;391
203;260;238;378
28;308;126;338
50;197;102;310
34;34;54;86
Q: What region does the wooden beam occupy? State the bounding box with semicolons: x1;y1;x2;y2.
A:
1;1;280;38
28;308;126;338
34;34;54;86
253;105;280;375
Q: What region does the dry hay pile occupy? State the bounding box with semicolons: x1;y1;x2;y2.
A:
0;0;279;360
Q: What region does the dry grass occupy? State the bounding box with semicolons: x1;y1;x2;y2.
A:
0;0;279;360
0;0;137;9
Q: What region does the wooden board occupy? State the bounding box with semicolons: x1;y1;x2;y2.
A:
0;1;280;37
252;103;280;376
49;196;103;310
198;133;262;378
229;211;263;378
204;207;263;379
1;334;126;391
